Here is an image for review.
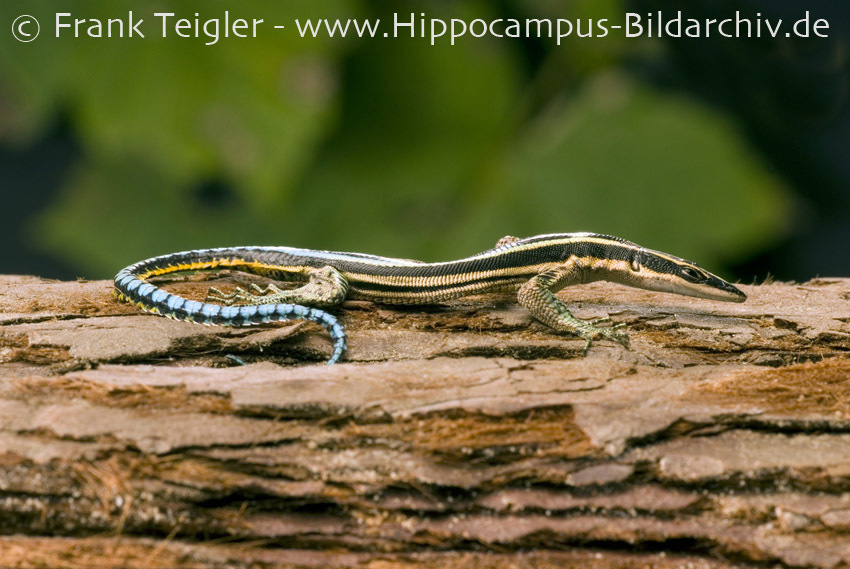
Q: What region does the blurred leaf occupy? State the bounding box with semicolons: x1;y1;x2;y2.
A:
0;0;356;202
28;1;523;276
513;0;630;73
29;159;288;274
3;1;792;281
275;1;523;260
452;71;791;272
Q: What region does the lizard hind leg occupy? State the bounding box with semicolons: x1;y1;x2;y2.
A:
206;283;284;305
207;266;349;308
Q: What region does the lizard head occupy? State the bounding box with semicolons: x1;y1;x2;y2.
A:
627;248;747;303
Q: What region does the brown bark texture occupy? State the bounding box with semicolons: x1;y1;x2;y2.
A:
1;272;850;568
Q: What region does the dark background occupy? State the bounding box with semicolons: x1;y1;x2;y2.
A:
1;0;847;282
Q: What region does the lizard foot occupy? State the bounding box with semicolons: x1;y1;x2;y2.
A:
206;284;283;306
577;320;630;355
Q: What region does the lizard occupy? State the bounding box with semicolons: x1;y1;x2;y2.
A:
114;233;746;364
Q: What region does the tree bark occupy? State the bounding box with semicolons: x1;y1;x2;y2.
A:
1;273;850;568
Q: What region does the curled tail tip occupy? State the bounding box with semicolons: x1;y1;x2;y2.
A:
326;338;347;365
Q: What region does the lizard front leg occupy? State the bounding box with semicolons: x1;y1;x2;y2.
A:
494;235;521;248
517;262;629;355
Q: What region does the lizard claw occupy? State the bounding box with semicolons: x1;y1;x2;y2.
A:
250;283;284;296
578;321;630;355
206;286;233;304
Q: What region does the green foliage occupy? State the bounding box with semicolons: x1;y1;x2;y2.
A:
0;0;790;277
1;0;354;196
453;73;790;271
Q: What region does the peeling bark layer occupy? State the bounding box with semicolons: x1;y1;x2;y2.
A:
1;274;850;568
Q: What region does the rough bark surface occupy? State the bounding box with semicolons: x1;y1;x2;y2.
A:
1;273;850;568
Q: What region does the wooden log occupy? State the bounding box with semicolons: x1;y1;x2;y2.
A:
1;273;850;568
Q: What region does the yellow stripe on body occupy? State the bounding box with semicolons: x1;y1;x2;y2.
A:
138;259;308;281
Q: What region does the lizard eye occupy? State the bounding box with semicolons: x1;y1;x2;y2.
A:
680;267;703;282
